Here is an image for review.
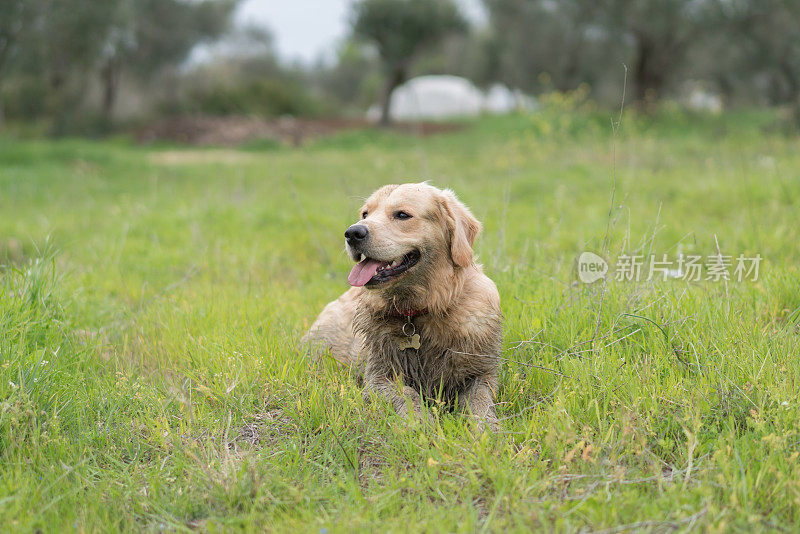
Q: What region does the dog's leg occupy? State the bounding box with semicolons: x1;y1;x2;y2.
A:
458;377;500;433
364;376;434;426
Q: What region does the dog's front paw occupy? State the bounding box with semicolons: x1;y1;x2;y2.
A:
473;416;500;434
405;410;434;429
389;390;435;429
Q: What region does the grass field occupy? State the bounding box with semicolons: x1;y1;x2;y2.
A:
2;104;800;532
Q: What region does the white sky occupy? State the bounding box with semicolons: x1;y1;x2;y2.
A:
235;0;485;64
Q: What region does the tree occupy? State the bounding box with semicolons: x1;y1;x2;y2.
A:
738;0;800;108
351;0;467;125
0;0;29;126
314;42;378;109
482;0;610;94
100;0;239;116
597;0;725;108
0;0;34;126
16;0;122;132
0;0;237;130
0;0;115;126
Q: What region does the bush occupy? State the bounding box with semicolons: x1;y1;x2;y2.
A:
1;77;49;120
183;79;328;118
1;77;116;137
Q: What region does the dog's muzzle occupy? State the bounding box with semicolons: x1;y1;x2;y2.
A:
345;224;368;249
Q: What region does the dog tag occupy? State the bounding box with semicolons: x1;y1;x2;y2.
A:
397;334;421;350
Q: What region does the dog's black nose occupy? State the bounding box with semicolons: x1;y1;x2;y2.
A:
345;225;368;242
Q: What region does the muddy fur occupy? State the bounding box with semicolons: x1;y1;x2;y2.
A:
303;183;502;431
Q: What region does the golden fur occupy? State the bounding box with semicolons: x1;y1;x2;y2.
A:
303;183;502;431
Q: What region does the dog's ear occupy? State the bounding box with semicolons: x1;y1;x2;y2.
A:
439;189;482;267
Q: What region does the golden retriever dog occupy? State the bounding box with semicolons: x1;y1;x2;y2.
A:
303;183;502;431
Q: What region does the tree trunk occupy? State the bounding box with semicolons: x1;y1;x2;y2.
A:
101;55;120;117
0;77;5;129
0;46;7;129
778;62;800;131
379;67;406;127
779;61;799;105
632;38;664;111
556;30;583;92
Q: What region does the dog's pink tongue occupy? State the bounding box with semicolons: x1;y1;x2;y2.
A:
348;258;383;287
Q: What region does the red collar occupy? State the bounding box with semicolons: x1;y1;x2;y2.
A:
389;307;429;318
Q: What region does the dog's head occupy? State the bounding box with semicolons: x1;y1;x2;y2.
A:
345;183;482;291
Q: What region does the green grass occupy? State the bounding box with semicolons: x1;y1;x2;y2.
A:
1;107;799;532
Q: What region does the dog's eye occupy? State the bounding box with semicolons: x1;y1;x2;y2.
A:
361;211;368;219
394;211;412;220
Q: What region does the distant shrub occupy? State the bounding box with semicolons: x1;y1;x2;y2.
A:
1;77;116;137
182;79;328;118
1;77;49;120
50;109;116;138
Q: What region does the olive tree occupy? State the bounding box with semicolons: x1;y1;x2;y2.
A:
351;0;467;125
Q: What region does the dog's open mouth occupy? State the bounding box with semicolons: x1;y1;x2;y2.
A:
348;250;420;287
